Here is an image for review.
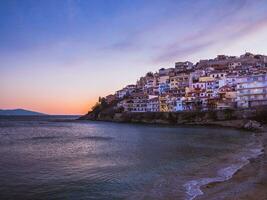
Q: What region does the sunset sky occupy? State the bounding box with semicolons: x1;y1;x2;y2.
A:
1;0;267;115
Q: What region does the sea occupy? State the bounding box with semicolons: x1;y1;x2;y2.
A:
0;116;263;200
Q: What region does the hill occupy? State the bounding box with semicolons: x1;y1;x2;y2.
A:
0;109;47;116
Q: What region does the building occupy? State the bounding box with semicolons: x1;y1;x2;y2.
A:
199;76;214;82
159;95;169;112
158;74;170;94
217;85;237;109
131;93;148;112
170;72;190;90
209;71;227;79
117;99;133;112
147;97;159;112
237;74;267;108
175;61;193;72
125;84;136;92
175;97;186;111
144;74;159;95
226;75;242;87
116;89;127;99
191;82;206;90
105;94;116;104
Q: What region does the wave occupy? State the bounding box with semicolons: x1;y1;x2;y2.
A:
184;142;264;200
29;136;61;140
79;136;113;141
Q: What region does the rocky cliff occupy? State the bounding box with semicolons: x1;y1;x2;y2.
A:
79;106;267;131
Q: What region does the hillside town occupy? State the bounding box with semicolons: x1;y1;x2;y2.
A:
102;52;267;113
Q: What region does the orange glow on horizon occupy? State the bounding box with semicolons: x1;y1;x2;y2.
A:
0;98;96;115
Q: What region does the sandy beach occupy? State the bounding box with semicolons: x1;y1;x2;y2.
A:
196;129;267;200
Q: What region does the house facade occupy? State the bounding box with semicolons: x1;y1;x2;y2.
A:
237;74;267;108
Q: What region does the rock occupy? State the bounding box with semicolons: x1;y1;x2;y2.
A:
243;120;263;131
153;119;169;124
113;113;123;122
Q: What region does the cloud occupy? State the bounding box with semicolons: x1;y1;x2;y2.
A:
103;0;266;63
152;1;267;63
154;41;216;63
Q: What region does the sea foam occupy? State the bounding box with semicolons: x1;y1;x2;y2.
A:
184;142;264;200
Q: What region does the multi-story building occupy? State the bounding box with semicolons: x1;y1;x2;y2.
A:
159;74;170;85
175;97;187;111
116;85;136;99
144;74;159;95
225;75;242;87
170;72;190;90
159;95;170;112
237;74;267;108
199;76;214;82
175;61;194;72
105;94;116;104
131;93;148;112
159;67;174;75
217;85;237;109
209;71;227;79
158;74;170;94
147;97;159;112
125;84;136;92
117;99;133;112
116;89;127;99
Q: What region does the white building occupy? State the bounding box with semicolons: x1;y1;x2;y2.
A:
131;93;148;112
116;89;127;99
175;97;186;111
117;99;133;112
147;97;159;112
225;75;243;87
237;74;267;108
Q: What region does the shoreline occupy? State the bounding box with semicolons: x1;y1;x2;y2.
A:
79;117;266;199
79;118;263;132
185;131;265;200
80;107;267;131
194;127;267;200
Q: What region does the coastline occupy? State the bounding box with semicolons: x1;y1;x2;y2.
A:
194;127;267;200
80;107;267;131
79;110;267;200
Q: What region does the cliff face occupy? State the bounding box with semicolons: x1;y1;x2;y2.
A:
79;106;267;130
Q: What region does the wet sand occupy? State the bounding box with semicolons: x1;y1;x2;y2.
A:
196;130;267;200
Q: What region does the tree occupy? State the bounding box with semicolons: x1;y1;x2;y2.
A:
146;72;154;77
100;97;108;108
91;102;101;112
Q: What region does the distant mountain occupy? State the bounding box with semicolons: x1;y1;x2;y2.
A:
0;109;47;116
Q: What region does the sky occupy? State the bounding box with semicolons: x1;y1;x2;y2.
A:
1;0;267;115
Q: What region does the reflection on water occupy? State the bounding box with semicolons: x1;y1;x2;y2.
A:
0;116;254;200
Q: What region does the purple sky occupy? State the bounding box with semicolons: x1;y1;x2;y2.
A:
1;0;267;114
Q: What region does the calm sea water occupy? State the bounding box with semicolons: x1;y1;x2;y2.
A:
0;116;261;200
